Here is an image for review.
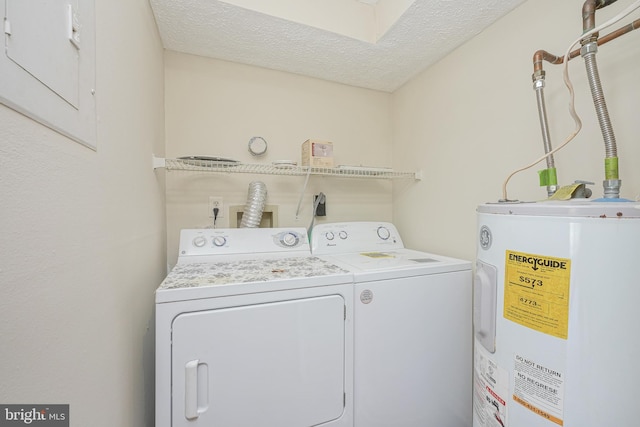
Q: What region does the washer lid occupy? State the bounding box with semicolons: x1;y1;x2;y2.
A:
321;249;471;282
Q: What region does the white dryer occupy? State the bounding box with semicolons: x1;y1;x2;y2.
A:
156;227;354;427
311;222;473;427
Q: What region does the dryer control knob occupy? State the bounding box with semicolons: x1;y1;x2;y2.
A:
377;226;391;240
339;231;348;240
192;236;207;247
281;232;300;247
213;236;227;247
325;232;335;241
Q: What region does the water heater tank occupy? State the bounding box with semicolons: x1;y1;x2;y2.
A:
473;200;640;427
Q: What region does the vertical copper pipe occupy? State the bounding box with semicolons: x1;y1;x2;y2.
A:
583;0;619;32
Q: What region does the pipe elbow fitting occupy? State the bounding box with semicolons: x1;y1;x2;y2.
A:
583;0;619;32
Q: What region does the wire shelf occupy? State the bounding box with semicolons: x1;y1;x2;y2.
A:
155;157;420;180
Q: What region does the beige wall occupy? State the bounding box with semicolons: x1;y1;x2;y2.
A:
164;51;395;266
4;1;638;423
0;1;165;426
392;0;640;261
164;0;640;266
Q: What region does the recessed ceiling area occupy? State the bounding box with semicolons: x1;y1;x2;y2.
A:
149;0;526;92
211;0;414;43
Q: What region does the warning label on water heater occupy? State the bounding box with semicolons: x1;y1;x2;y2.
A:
474;345;509;427
503;250;571;339
513;354;565;425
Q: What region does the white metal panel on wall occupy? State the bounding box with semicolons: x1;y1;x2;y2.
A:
1;0;96;148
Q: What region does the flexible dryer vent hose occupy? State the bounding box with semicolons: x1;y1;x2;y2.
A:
240;181;267;228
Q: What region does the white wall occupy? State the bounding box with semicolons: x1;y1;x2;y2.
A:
0;1;165;426
392;0;640;261
164;51;395;266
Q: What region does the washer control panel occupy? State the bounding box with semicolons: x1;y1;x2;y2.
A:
178;228;310;259
311;222;404;255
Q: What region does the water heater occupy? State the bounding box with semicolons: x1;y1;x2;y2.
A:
473;200;640;427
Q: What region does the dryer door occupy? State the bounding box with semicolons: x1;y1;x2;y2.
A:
172;295;346;427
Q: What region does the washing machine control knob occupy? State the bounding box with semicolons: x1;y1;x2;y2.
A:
192;236;207;247
339;231;348;240
213;236;227;247
325;232;335;241
377;226;391;240
281;232;300;247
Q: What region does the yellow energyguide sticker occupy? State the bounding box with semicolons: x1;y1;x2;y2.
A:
504;250;571;339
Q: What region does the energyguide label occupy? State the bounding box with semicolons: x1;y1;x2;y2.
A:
503;250;571;339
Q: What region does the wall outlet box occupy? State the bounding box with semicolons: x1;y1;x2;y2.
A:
208;197;224;218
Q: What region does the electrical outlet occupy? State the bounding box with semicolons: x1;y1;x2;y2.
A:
314;194;326;217
208;197;224;218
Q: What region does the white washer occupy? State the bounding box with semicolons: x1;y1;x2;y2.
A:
156;227;354;427
311;221;473;427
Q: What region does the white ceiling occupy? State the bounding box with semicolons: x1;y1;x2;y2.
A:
149;0;526;92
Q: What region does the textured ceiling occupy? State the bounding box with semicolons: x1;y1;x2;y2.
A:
149;0;526;92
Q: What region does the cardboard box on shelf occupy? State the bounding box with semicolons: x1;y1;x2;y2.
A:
301;139;333;167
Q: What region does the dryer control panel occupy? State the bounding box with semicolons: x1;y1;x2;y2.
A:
311;222;404;255
177;228;310;262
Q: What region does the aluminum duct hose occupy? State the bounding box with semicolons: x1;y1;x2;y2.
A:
240;181;267;228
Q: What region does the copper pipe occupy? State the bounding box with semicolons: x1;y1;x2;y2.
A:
533;50;574;74
583;0;598;33
532;18;640;73
583;0;618;32
533;0;628;74
599;17;640;43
